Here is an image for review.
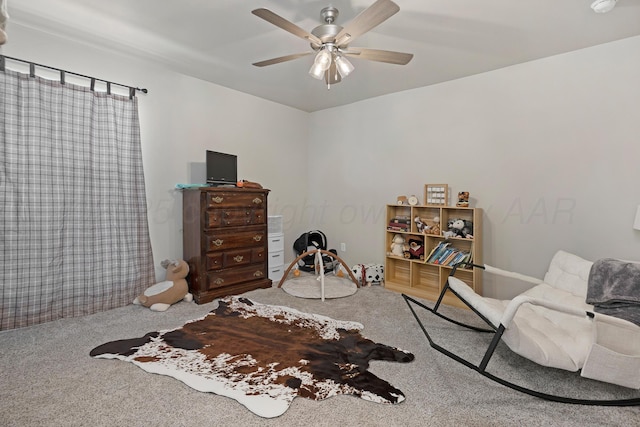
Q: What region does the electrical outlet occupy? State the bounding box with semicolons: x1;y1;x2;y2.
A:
340;243;346;252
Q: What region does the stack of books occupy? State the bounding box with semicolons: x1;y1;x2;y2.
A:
424;242;473;266
387;215;411;232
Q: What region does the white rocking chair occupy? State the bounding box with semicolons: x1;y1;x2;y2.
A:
403;250;640;406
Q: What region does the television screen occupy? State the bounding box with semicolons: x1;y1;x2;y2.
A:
206;150;237;185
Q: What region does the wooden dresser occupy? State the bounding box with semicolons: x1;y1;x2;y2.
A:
182;187;272;304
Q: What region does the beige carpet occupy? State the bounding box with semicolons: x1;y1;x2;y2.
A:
1;285;639;427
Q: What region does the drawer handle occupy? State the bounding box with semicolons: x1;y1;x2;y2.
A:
253;235;262;242
211;196;224;204
272;254;281;258
246;210;250;215
233;255;244;263
213;278;224;285
212;239;224;247
252;198;263;205
272;239;280;243
254;270;264;277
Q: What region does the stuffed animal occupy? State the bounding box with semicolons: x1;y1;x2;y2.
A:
389;234;408;257
351;263;384;287
133;259;193;312
456;192;470;207
448;219;474;239
408;239;424;260
421;216;441;236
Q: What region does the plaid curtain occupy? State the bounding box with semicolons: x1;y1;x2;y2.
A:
0;68;155;330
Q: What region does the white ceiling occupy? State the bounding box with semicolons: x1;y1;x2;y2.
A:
7;0;640;112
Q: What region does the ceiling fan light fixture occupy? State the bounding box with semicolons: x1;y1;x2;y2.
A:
252;2;413;87
315;49;332;69
309;62;326;80
309;49;333;80
591;0;618;13
335;55;354;77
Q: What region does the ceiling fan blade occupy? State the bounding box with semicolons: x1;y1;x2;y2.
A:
252;8;322;46
344;48;413;65
253;52;312;67
335;0;400;47
325;62;342;85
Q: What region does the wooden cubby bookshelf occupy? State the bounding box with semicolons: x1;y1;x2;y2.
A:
384;204;482;309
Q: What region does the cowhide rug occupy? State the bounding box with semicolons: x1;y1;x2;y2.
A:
90;296;414;418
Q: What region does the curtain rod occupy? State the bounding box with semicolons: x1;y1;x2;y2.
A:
0;55;148;98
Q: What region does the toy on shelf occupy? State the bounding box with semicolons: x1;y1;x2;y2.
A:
456;191;470;207
444;219;474;239
389;234;409;257
408;238;424;260
422;216;441;236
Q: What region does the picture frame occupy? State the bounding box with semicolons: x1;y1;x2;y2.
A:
424;184;448;206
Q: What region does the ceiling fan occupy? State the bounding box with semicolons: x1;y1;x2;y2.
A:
251;0;413;88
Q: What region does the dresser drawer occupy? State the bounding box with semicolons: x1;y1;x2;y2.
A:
205;252;223;270
206;264;268;289
222;248;253;267
205;208;265;228
252;247;265;263
205;228;266;252
205;192;266;209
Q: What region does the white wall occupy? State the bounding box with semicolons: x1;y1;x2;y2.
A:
308;36;640;298
4;23;640;298
2;24;311;280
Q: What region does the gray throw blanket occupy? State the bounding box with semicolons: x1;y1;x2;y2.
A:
586;258;640;327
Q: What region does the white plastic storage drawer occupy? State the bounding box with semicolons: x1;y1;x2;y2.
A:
268;233;285;253
269;265;285;283
268;251;284;270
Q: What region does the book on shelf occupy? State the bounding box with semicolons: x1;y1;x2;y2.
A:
424;242;473;266
391;214;411;220
441;250;460;266
389;217;411;224
450;251;467;265
388;221;410;228
434;248;454;264
387;226;410;232
426;242;450;263
424;243;440;263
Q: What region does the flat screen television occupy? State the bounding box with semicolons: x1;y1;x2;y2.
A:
206;150;237;185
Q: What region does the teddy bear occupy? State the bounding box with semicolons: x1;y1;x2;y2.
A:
408;239;424;260
133;259;194;312
389;234;408;257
